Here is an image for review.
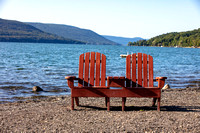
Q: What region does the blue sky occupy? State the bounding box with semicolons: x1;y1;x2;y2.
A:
0;0;200;38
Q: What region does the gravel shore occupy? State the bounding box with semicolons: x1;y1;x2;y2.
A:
0;88;200;132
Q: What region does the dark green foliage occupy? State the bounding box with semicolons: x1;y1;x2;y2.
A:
0;18;85;44
27;23;120;45
128;29;200;47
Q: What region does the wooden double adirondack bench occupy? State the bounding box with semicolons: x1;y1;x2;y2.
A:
66;52;167;111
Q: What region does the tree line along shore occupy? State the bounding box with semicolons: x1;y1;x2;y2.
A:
128;28;200;48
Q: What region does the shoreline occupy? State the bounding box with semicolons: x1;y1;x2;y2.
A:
1;84;200;104
0;79;200;103
0;87;200;132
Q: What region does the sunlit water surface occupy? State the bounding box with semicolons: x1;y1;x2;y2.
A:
0;42;199;102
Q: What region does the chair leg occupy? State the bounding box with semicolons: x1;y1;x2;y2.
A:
157;98;161;111
106;97;110;111
75;97;79;106
105;97;107;107
122;97;126;111
71;97;74;110
152;98;157;107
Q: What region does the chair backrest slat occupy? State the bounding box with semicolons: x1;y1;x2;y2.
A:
84;52;90;86
148;55;154;87
78;52;106;87
126;55;131;87
95;52;101;86
78;54;84;87
137;53;143;87
143;54;148;87
131;54;137;87
89;52;95;86
101;54;106;86
126;53;154;87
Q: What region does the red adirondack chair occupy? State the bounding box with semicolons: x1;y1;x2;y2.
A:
65;52;111;110
123;53;167;111
66;52;167;111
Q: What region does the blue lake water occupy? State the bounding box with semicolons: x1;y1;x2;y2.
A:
0;42;199;102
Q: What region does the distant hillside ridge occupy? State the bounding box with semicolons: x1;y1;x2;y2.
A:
0;18;85;44
103;35;144;46
128;28;200;47
27;22;120;45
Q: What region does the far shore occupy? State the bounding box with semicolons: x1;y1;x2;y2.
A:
129;45;200;48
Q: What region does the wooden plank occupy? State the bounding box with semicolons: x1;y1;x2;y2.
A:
71;97;74;110
84;52;90;86
126;55;131;87
90;52;95;86
101;54;106;86
143;54;148;87
122;97;126;111
95;52;101;86
78;53;84;87
149;55;154;87
132;53;137;87
71;87;160;97
137;53;142;87
106;97;110;111
107;77;125;87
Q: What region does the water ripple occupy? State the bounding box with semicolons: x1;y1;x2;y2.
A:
0;42;199;101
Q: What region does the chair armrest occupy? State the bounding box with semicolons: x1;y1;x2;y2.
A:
107;76;125;87
65;76;77;88
65;76;77;80
155;77;167;88
156;77;167;80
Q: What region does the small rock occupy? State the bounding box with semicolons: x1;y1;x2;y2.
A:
32;86;43;92
162;84;170;92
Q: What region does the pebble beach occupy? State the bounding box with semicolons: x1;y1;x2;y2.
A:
0;87;200;132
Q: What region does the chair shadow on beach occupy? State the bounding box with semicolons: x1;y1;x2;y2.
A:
161;106;200;112
76;105;200;112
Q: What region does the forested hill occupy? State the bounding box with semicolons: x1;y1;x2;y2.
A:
128;28;200;47
27;23;120;45
0;18;85;44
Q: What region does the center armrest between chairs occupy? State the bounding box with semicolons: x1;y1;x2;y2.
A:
107;76;125;87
